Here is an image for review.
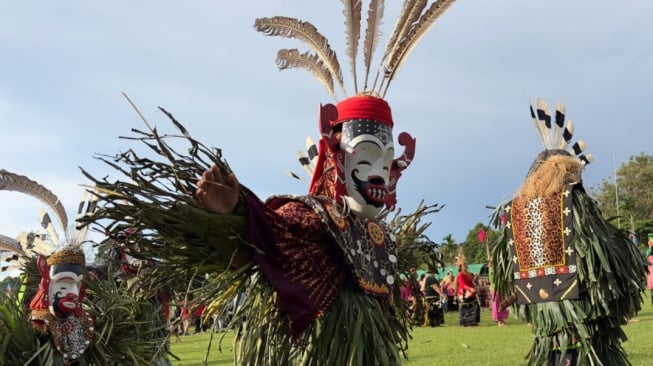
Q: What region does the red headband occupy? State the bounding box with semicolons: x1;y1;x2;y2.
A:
334;95;393;127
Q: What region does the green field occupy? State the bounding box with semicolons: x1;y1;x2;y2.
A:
171;297;653;366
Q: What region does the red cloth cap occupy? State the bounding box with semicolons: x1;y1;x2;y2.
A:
334;95;393;127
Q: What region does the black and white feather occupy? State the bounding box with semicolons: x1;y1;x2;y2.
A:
287;136;319;182
530;98;594;166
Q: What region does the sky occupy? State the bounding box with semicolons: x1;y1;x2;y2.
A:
1;1;652;276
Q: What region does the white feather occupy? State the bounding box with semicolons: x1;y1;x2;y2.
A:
39;209;61;246
305;136;318;166
536;99;553;149
296;151;314;177
530;98;548;149
553;102;566;149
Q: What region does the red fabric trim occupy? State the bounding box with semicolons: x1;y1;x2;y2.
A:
334;96;393;127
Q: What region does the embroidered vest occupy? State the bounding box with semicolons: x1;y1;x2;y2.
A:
505;183;579;304
287;195;398;297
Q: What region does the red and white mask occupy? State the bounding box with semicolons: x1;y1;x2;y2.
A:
340;119;394;218
310;95;415;217
48;263;84;318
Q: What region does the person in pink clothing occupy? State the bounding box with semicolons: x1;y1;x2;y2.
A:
647;235;653;306
488;261;509;326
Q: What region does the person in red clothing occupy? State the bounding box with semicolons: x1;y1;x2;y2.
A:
179;301;191;336
456;262;479;326
193;302;207;334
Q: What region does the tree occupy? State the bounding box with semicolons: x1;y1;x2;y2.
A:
460;223;498;264
438;234;459;267
0;275;21;302
591;152;653;248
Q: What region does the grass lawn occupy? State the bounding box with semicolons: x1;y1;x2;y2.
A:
171;297;653;366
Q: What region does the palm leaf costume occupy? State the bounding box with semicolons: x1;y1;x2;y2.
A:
0;255;174;366
0;170;173;366
79;108;444;365
490;99;646;366
77;1;458;364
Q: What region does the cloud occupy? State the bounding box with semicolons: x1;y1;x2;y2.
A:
0;0;651;277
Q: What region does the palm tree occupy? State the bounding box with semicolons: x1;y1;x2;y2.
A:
440;234;459;267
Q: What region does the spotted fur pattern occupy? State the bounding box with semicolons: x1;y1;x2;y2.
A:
512;194;565;270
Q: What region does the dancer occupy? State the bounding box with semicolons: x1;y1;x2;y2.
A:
491;99;646;365
456;260;480;326
29;245;94;362
0;171;173;365
82;1;458;365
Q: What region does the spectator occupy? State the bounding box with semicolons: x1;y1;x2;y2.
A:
418;273;427;296
456;262;480;326
180;301;191;336
647;237;653;307
422;270;445;327
400;275;417;318
193;302;206;334
441;271;457;312
489;261;509;326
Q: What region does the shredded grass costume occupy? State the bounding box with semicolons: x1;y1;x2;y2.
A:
490;100;646;366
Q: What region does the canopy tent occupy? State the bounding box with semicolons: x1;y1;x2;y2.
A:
403;263;488;281
436;263;488;280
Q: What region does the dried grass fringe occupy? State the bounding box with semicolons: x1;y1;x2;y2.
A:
517;155;582;200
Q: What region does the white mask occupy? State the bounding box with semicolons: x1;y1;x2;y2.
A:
48;264;83;318
340;120;394;218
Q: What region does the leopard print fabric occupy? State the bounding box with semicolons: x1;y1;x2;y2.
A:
505;184;578;304
512;194;565;270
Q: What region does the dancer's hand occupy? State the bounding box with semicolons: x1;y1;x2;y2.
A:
196;165;240;214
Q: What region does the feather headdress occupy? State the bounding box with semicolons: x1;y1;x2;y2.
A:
0;169;68;233
255;0;457;101
455;246;466;267
529;98;594;167
0;169;98;251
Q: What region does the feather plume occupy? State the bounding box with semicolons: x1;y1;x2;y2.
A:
305;136;318;166
383;0;419;62
579;153;594;166
570;140;586;156
276;49;337;100
0;169;68;234
0;233;24;255
39;210;61;246
372;0;417;91
74;187;98;242
296;150;314;178
553;102;566;148
528;99;593;167
535;99;553;148
383;0;426;78
529;101;548;149
362;0;384;90
342;0;362;93
286;169;305;182
382;0;456;95
562;120;574;145
255;16;346;97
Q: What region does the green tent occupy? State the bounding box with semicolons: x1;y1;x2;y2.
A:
405;263;488;281
436;263;488;280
